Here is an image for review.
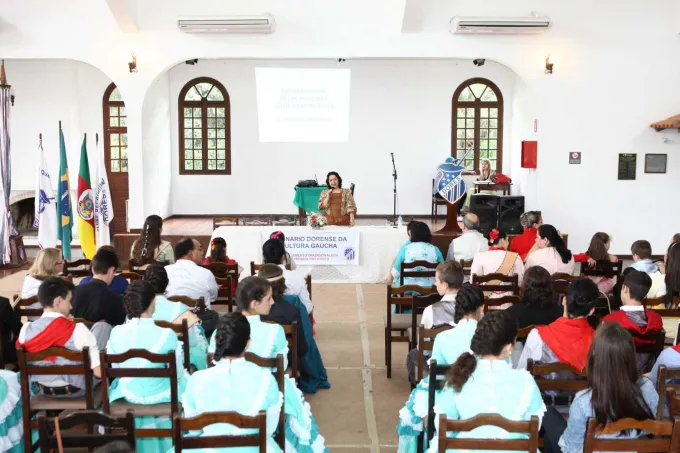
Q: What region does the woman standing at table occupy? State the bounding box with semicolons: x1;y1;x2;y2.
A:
318;171;357;226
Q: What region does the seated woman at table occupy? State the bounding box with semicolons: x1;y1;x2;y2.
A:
317;171;357;227
478;158;496;182
129;214;175;268
470;228;524;299
386;221;444;288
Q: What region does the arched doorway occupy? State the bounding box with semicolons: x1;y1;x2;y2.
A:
102;83;129;233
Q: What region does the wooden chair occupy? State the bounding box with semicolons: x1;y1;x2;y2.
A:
438;414;540;452
399;260;438;287
517;325;540;340
242;216;272;226
168;295;206;314
173;411;267;453
583;417;680;452
483;295;522;312
244;353;285;449
37;410;136;452
18;346;101;452
632;330;666;368
384;285;436;378
426;361;451;450
581;259;623;283
212;216;240;229
12;295;42;319
265;321;298;378
214;276;234;312
668;390;680;423
472;273;520;296
431;179;447;222
202;262;240;281
100;350;180;439
155;319;191;371
416;326;452;382
411;293;442;348
551;273;580;298
459;259;473;278
656;365;680;419
526;359;588;406
116;270;143;282
61;259;92;278
250;261;291;276
128;258;164;271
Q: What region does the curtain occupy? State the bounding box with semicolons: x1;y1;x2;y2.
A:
0;86;17;264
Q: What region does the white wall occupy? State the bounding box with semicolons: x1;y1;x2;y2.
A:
168;59;516;215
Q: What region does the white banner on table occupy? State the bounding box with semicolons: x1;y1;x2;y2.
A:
260;230;359;265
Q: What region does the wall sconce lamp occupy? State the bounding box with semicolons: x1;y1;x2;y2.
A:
128;54;138;73
545;55;555;74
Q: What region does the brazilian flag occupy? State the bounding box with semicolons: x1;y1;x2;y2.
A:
56;122;72;260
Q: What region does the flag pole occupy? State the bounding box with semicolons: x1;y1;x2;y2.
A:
95;133;99;147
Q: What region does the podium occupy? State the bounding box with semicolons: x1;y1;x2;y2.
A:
432;199;462;259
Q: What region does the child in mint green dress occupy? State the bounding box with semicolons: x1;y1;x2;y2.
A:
0;370;22;453
106;280;189;453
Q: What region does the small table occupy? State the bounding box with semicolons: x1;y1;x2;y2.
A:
474;182;512;195
293;186;327;224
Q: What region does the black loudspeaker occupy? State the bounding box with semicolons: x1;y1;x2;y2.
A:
469;194;499;233
499;196;525;234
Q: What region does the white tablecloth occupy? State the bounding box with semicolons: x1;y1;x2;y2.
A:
209;225;407;283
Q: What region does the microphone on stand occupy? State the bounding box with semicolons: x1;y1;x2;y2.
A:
390;153;399;227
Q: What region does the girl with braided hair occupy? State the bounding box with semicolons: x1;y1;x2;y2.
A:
182;312;284;452
130;215;175;268
428;311;545;452
208;277;329;453
106;280;189;453
397;283;485;453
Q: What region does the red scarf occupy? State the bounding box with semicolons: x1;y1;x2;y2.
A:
488;246;506;251
603;309;664;345
536;317;594;371
16;316;77;363
509;228;537;261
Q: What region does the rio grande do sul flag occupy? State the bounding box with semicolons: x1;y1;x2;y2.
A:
76;134;96;259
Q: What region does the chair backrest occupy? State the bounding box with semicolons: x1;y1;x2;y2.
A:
116;271;143;282
174;411;267;453
668;390;680;423
483;295;522;313
242;216;272;226
417;326;452;382
99;349;179;417
265;321;298;378
128;258;164;270
214;276;234;312
438;414;540;452
459;259;474;277
62;259;92;277
646;301;680;317
517;325;540;340
552;273;580;297
386;285;436;321
411;293;443;346
583;417;680;453
472;273;520;295
657;366;680;419
632;329;666;357
168;295;206;314
581;260;623;280
154;319;191;371
243;353;285;449
202;262;240;279
13;294;42;318
38;410;136;451
427;360;451;444
213;216;240;229
526;359;588;406
272;215;298;226
400;260;438;286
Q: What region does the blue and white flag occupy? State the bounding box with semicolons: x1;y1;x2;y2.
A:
435;148;472;204
94;137;113;246
34;140;58;248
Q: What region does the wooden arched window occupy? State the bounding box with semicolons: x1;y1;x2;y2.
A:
452;78;504;172
102;83;128;234
178;77;231;174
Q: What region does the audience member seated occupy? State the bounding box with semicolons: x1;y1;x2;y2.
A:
182;312;283;452
471;228;524;297
386;221;444;288
208;277;328;452
165;238;218;308
16;277;107;396
629;239;664;298
0;296;22;365
405;261;464;385
660;241;680;307
79;246;129;296
145;264;208;371
71;248;126;326
129;214;175;267
542;323;658;453
21;247;62;319
269;230;297;270
582;232;619;294
383;220;420;282
603;269;662;372
262;238;312;314
106;280;188;453
428;311;546;452
525;224;576;275
648;336;680;417
0;369;22;452
517;279;598;371
202;237;241;296
510;210;543;261
257;264;309;375
445;213;488;262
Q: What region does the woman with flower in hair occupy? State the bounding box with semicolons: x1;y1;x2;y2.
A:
269;231;297;270
470;228;524;299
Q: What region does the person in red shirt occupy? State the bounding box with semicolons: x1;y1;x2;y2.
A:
510;210;542;261
603;269;662;372
203;237;238;295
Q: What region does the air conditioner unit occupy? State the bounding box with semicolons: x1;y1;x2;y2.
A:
450;16;551;34
178;15;275;33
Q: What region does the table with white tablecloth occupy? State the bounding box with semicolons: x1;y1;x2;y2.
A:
209;225;407;283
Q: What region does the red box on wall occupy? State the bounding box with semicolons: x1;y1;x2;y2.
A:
521;141;537;168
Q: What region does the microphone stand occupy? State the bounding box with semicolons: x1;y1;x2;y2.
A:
391;153;398;226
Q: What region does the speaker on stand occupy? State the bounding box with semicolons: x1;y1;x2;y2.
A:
469;194;499;234
499;196;525;234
